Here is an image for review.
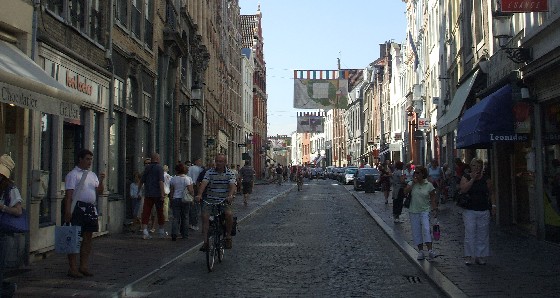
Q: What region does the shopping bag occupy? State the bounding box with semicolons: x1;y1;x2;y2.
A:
0;209;29;233
432;223;441;241
55;224;82;254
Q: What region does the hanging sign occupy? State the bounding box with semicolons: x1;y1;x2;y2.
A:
418;118;431;130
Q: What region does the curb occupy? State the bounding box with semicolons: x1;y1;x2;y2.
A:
116;185;295;297
350;192;467;298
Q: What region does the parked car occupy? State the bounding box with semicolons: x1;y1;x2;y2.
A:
353;168;381;191
313;167;326;179
335;167;347;182
342;167;358;184
325;166;334;179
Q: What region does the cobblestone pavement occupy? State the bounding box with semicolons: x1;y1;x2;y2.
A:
127;179;444;297
349;185;560;297
5;179;560;297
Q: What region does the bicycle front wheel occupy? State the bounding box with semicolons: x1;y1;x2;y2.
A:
206;229;216;272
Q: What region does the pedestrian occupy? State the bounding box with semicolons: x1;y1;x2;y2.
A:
235;165;242;194
196;154;237;251
138;153;166;239
63;149;105;278
403;162;415;183
169;163;194;241
275;164;283;185
0;154;24;289
427;159;444;203
404;165;438;261
187;157;204;231
379;168;391;204
460;157;496;265
130;172;142;223
391;161;406;223
163;165;172;222
239;160;256;206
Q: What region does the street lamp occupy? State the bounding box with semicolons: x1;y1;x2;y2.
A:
493;14;532;64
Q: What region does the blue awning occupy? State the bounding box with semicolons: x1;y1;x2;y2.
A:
457;85;529;149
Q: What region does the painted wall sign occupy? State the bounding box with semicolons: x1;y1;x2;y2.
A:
501;0;548;12
66;71;93;95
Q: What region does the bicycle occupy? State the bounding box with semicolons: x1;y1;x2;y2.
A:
204;199;226;272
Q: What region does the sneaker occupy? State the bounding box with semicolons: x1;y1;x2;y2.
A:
475;257;486;265
158;231;168;238
142;231;152;240
417;251;425;260
428;250;438;260
191;225;199;231
464;256;474;265
199;242;209;252
394;218;400;223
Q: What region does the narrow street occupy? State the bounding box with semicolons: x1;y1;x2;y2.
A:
127;180;444;297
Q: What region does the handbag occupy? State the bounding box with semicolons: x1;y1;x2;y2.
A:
0;208;29;233
432;222;441;240
55;224;82;254
403;192;411;208
457;192;470;208
182;190;194;203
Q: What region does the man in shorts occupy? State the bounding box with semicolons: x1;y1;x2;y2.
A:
239;160;256;205
196;154;237;250
64;149;105;278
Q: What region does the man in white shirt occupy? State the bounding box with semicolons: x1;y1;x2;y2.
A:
64;149;105;278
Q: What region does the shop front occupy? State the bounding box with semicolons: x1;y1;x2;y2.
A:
457;84;536;237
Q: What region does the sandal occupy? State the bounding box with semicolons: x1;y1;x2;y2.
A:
225;238;233;249
79;269;94;277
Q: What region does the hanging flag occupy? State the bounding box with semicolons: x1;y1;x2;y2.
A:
296;112;325;133
408;31;419;70
293;70;351;109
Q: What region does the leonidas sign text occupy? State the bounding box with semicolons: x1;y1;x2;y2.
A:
501;0;548;12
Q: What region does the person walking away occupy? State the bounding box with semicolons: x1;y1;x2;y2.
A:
63;149;105;278
169;163;194;241
0;154;24;291
163;165;172;222
239;160;256;206
427;159;444;204
391;161;406;223
130;172;142;224
138;153;166;239
196;154;237;251
275;164;283;185
404;165;439;261
187;157;204;231
460;158;496;265
403;162;415;183
379;168;391;204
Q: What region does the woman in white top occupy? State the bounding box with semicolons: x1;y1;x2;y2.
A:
169;163;194;241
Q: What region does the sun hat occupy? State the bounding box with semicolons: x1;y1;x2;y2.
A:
0;154;15;178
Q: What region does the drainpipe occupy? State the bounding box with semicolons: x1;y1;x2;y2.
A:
107;0;115;126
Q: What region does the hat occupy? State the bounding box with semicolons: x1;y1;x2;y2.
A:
0;154;15;178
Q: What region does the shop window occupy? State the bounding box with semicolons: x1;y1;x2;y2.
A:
92;112;101;173
108;113;121;194
39;113;54;224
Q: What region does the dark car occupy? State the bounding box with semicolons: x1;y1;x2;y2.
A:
353;168;381;191
335;167;347;183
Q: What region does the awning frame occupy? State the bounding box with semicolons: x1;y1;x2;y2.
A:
437;70;480;135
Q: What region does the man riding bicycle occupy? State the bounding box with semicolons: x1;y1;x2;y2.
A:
196;154;237;251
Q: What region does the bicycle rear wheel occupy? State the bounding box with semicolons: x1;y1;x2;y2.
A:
217;231;225;262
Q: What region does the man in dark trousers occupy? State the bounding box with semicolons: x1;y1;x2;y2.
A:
138;153;166;239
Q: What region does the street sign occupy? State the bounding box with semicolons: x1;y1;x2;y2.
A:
237;143;247;148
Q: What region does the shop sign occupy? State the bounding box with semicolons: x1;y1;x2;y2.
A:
66;71;93;96
418;118;430;130
501;0;548;12
1;81;80;120
490;134;529;141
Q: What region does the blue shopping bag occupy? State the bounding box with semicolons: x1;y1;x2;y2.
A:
54;224;82;254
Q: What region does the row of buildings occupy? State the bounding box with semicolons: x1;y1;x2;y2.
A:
1;0;268;263
291;0;560;244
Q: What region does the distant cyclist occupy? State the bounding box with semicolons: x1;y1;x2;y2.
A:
196;154;237;251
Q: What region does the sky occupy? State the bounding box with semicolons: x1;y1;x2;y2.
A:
239;0;408;137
